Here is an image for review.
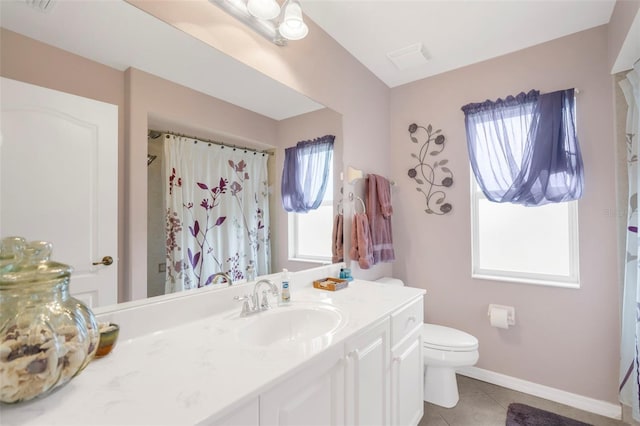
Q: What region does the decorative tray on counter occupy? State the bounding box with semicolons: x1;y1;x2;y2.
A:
312;277;348;291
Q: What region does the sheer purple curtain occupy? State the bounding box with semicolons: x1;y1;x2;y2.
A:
462;89;583;206
281;135;334;213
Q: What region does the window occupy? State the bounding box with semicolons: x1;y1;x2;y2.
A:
463;89;582;288
288;161;333;262
471;176;580;287
281;135;335;262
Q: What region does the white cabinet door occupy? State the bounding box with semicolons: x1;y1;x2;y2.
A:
201;397;259;426
0;77;118;307
260;345;345;426
345;318;391;426
391;327;423;426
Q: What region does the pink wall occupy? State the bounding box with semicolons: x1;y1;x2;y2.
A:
390;25;619;402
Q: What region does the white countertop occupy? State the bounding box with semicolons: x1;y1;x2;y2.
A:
1;274;424;426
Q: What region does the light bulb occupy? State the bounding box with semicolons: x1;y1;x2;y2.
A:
247;0;280;20
278;0;308;40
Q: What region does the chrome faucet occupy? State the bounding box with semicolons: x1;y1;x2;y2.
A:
212;272;233;286
234;278;279;317
253;279;279;310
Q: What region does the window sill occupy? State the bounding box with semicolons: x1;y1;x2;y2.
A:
472;272;580;289
288;257;332;265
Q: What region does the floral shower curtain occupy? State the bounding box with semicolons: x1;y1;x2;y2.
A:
619;63;640;420
163;134;271;294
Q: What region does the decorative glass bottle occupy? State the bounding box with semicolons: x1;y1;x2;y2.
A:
0;236;99;404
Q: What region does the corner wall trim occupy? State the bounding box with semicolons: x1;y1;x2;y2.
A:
457;366;622;420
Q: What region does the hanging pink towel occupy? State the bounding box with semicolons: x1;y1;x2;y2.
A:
366;175;395;264
349;212;373;269
332;213;344;263
375;174;393;218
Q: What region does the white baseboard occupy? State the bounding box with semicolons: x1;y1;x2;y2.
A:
457;366;622;420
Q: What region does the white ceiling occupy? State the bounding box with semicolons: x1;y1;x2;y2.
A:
301;0;618;88
0;0;632;118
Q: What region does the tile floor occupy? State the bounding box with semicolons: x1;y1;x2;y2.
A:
418;375;628;426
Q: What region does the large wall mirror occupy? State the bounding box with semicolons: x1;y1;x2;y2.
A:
0;0;343;306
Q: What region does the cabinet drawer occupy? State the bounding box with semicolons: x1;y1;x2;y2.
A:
391;297;423;348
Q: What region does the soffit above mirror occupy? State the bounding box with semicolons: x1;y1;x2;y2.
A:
0;0;323;120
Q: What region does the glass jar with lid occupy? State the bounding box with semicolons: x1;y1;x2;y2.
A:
0;236;99;404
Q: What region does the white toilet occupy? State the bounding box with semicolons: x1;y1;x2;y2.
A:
376;277;479;408
423;323;479;407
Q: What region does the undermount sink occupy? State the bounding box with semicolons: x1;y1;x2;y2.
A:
236;303;346;350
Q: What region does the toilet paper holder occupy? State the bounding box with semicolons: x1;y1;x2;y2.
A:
487;304;516;326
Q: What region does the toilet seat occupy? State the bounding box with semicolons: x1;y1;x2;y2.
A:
423;324;478;352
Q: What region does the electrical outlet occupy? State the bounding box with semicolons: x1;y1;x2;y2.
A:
158;263;166;273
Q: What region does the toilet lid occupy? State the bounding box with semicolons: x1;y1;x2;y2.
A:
423;324;478;351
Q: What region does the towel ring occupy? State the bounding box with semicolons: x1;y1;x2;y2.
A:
355;196;366;214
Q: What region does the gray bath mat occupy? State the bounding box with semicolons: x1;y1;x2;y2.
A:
506;403;593;426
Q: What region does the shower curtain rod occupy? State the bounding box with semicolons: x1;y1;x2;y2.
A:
150;129;273;156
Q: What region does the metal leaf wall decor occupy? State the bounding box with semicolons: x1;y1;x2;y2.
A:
407;123;453;215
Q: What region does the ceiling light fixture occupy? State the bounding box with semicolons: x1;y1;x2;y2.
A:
210;0;308;46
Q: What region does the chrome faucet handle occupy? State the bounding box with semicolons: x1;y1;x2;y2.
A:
234;294;253;316
233;294;249;304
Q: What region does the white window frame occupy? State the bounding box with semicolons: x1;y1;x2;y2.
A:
470;175;580;288
287;158;334;263
287;198;334;263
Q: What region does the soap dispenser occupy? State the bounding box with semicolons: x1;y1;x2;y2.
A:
281;268;291;303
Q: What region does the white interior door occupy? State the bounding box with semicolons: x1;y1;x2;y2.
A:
0;77;118;307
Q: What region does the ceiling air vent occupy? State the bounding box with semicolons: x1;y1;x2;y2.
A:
24;0;56;13
386;42;430;71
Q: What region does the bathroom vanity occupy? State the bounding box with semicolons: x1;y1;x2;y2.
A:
1;265;425;425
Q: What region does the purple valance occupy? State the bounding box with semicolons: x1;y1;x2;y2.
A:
461;90;540;114
281;135;334;213
462;88;583;206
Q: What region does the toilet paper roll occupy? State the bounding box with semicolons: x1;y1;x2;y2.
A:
489;307;510;329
